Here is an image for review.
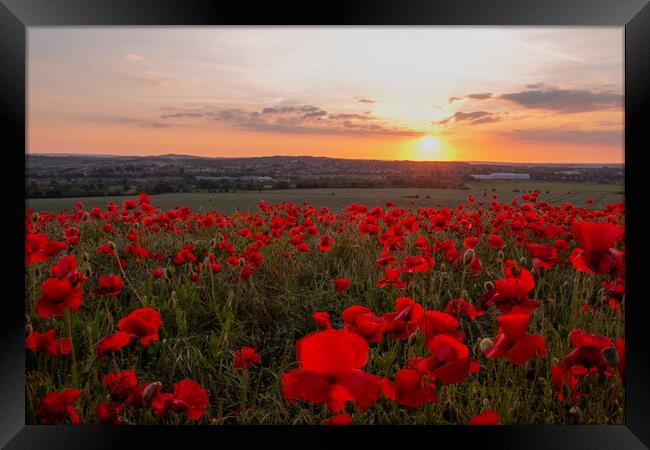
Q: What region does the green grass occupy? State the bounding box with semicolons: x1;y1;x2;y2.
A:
26;182;624;214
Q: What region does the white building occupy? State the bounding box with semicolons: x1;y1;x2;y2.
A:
470;173;530;180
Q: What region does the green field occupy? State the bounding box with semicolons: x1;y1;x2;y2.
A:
26;181;624;213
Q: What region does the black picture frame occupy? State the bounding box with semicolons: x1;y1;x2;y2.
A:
2;1;649;448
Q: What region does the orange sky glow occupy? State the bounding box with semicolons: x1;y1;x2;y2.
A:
27;27;624;164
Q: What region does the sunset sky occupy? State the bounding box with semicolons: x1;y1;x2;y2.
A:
28;27;624;163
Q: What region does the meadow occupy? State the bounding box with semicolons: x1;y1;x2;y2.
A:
24;188;625;426
26;181;624;214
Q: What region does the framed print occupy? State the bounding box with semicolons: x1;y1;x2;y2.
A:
1;0;649;448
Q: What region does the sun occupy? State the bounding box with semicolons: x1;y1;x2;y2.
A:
414;136;442;160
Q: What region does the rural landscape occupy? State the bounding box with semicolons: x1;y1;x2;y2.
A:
26;27;624;426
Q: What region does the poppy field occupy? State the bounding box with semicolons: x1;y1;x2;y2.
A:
24;191;625;425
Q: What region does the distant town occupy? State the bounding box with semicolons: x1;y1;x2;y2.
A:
26;154;624;199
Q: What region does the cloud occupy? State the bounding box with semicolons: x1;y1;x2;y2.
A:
142;122;171;128
470;116;501;125
160;112;205;119
448;96;463;104
467;92;492;100
125;53;143;61
356;98;376;104
437;111;498;125
507;128;622;146
211;104;419;136
500;88;622;113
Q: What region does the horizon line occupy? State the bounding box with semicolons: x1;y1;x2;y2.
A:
26;151;624;166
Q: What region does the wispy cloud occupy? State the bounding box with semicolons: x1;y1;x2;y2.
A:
467;92;493;100
437;111;499;125
209;104;420;136
500;88;622;113
507;128;622;146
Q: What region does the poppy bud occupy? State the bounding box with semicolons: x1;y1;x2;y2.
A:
81;212;90;221
461;289;469;299
569;406;581;416
107;241;117;250
83;252;90;263
480;337;493;353
32;213;39;223
25;323;33;334
439;263;447;272
170;291;177;307
601;347;619;367
33;266;42;278
519;256;527;266
210;238;217;248
463;249;475;265
238;257;246;267
408;332;418;346
142;382;162;404
483;281;495;291
551;357;559;365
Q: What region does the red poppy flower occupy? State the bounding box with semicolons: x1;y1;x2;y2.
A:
342;305;385;343
478;266;540;315
96;401;123;424
551;329;617;402
334;277;350;294
117;308;161;346
467;255;482;274
25;233;66;265
526;243;562;272
419;310;462;346
63;227;80;246
93;274;123;296
50;255;77;278
487;234;504;249
102;224;115;234
96;331;130;359
103;370;138;401
318;235;334;251
483;314;546;365
35;389;81;425
569;221;624;276
464;236;479;250
444;298;482;321
233;346;261;369
468;410;500;425
324;413;352;425
161;379;209;421
375;267;406;289
151;268;165;279
35;277;83;318
25;329;72;356
381;368;437;408
408;335;479;384
281;329;381;412
174;244;196;265
96;243;116;257
382;297;424;340
312;311;332;330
